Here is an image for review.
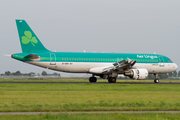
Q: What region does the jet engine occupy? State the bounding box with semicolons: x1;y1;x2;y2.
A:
124;68;148;80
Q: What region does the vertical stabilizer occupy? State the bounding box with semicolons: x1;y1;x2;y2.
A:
16;20;49;53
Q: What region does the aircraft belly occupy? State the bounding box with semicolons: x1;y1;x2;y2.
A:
27;62;112;73
26;61;176;74
60;62;112;73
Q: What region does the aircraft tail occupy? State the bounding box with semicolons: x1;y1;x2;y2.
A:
16;19;49;53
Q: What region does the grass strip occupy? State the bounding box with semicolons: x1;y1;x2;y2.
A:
1;78;180;83
0;113;180;120
0;83;180;111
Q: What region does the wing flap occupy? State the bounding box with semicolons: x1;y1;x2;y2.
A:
102;58;136;74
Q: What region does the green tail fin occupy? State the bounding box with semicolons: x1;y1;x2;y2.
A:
16;19;49;53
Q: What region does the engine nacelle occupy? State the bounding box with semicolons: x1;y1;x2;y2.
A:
124;68;148;80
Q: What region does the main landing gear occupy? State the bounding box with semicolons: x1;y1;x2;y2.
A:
154;74;159;83
89;76;97;82
108;77;116;83
89;75;117;83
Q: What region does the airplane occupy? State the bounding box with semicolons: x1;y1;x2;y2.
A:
11;19;178;83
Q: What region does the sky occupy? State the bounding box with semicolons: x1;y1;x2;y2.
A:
0;0;179;76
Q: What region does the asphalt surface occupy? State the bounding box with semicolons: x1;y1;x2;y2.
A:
0;111;180;115
0;81;180;84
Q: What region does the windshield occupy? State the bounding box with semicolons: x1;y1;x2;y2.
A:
168;59;173;62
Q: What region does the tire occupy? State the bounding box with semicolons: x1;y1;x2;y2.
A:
89;77;97;82
111;77;116;83
93;77;97;82
108;77;112;83
154;79;159;83
89;77;93;82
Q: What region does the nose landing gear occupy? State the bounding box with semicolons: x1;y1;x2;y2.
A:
154;79;159;83
154;74;159;83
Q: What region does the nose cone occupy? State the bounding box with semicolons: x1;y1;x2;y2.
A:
173;63;178;71
11;54;14;58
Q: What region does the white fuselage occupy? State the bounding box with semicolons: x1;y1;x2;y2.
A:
26;61;178;74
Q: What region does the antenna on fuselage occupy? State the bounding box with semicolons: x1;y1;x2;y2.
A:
154;52;156;54
83;50;86;52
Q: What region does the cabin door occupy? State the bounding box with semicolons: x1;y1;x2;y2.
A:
50;53;56;65
159;56;164;67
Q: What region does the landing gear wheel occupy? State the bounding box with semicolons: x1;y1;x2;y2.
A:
153;74;159;83
108;77;116;83
108;77;112;83
89;77;97;82
111;77;116;83
154;79;159;83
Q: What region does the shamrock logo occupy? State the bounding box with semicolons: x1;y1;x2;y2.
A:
21;31;38;46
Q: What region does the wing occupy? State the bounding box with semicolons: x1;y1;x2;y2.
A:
102;58;136;74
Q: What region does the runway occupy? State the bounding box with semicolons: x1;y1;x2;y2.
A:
0;111;180;115
0;81;180;84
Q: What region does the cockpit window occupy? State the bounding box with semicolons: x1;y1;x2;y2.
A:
168;59;172;62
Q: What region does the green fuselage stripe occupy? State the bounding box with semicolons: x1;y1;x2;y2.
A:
13;52;173;64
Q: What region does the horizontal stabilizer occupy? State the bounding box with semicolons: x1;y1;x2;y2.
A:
24;54;40;60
